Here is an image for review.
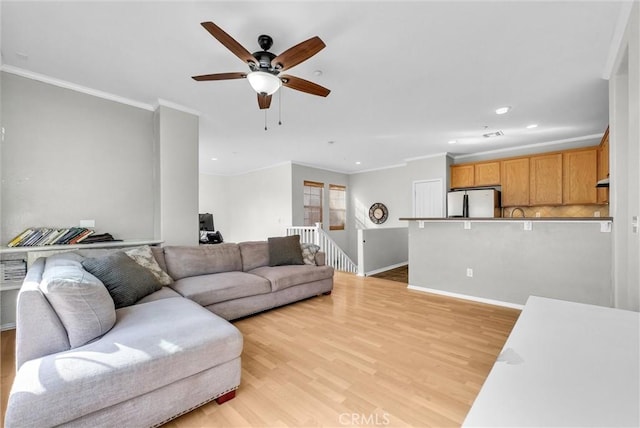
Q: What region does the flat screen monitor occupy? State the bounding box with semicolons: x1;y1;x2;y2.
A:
199;213;214;231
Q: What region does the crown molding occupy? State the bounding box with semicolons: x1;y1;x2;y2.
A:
0;65;155;111
155;99;201;117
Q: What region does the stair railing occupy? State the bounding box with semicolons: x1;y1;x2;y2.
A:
285;223;358;274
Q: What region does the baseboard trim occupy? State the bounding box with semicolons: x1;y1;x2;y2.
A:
361;262;408;277
407;285;524;310
1;322;16;331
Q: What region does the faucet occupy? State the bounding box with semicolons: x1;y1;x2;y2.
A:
511;207;526;218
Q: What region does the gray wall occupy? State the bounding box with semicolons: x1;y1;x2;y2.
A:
408;220;613;307
155;105;199;246
357;227;408;275
291;163;350;254
1;72;156;242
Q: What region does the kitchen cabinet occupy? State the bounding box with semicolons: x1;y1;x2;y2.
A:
563;148;598;204
501;158;530;207
450;162;500;189
530;153;563;205
450;164;474;189
474;161;501;186
597;128;609;204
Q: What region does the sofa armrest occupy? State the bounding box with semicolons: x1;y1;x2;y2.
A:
315;251;326;266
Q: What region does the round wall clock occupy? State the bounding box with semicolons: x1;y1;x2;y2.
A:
369;203;389;224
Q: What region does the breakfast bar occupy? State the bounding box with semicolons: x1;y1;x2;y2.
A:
400;217;613;308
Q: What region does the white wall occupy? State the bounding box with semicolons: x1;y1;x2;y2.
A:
610;2;640;311
1;72;156;242
222;163;293;243
199;173;229;236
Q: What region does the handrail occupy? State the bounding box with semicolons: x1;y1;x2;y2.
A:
286;223;358;274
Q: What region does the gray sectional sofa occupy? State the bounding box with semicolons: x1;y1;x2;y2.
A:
5;239;333;427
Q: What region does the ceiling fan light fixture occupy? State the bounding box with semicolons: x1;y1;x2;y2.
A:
247;71;281;95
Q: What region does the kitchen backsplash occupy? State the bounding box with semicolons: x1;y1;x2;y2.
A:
502;205;610;218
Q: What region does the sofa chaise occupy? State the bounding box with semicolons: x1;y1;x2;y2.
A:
5;237;333;427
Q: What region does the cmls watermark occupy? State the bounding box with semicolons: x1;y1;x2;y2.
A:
338;412;391;426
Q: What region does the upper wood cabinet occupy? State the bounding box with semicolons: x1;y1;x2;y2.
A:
474;161;501;186
597;128;609;204
450;164;474;189
451;161;500;189
530;153;563;205
563;148;598;204
501;158;530;207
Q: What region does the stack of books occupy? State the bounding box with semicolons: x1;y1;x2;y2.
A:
1;259;27;282
7;227;95;247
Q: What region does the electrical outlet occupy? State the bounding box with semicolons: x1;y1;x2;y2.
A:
466;268;473;278
523;221;532;231
535;212;541;218
464;221;471;230
594;211;601;217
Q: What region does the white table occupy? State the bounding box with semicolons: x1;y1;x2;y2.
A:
464;296;640;427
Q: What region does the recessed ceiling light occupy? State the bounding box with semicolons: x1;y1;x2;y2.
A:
526;124;538;129
495;106;511;115
355;161;361;165
448;140;458;144
211;157;218;161
314;70;323;76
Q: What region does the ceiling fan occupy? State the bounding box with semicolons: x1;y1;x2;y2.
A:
192;21;331;110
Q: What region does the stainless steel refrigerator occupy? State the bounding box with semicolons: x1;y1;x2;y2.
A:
447;189;501;218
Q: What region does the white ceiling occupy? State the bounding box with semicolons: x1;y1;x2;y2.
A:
1;1;626;175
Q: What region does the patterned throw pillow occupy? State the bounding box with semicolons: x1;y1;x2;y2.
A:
300;243;320;265
124;246;173;285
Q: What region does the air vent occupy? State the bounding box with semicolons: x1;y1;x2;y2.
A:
483;130;504;138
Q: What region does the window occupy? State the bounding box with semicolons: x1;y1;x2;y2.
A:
303;181;323;226
329;184;346;230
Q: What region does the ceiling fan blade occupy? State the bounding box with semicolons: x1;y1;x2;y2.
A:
191;72;247;81
257;93;272;110
281;75;330;97
200;21;257;66
271;36;326;71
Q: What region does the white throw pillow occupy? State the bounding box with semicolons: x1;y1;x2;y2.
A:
124;245;173;285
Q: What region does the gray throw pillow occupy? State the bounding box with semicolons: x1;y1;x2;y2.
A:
82;252;162;309
268;235;304;266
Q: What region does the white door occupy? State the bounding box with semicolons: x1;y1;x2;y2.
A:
413;179;444;217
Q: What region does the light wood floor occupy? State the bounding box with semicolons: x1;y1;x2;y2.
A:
1;272;520;427
371;265;409;283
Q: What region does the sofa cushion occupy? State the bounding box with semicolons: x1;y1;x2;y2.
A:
238;241;270;271
6;297;243;428
300;243;321;265
40;256;116;348
268;235;304;266
82;252;163;309
124;245;173;285
170;271;271;306
163;244;242;280
250;265;335;292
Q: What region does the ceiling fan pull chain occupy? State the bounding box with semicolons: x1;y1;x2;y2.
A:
278;89;282;126
264;109;268;131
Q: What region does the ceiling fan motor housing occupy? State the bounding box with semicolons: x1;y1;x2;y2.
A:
252;50;277;72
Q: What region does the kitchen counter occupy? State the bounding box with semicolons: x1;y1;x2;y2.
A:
400;217;612;221
403;218;612;307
